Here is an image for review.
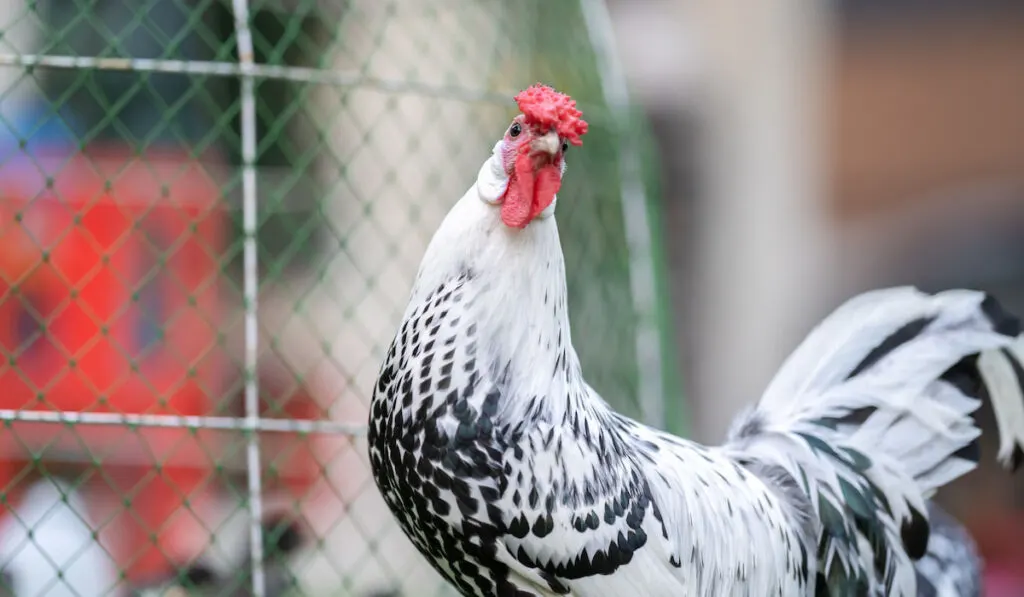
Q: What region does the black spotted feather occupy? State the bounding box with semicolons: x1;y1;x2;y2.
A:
727;287;1024;596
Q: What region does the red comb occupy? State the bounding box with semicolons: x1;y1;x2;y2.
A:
514;84;589;147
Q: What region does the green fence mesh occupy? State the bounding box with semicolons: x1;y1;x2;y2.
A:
0;1;672;595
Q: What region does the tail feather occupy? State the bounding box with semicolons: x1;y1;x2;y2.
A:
977;342;1024;469
728;287;1024;596
750;287;1024;482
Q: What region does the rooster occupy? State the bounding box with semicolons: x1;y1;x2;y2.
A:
367;84;1024;597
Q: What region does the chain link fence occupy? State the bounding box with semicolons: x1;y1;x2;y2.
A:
0;0;673;595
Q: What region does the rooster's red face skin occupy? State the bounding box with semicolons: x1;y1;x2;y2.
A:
498;116;564;229
495;84;588;229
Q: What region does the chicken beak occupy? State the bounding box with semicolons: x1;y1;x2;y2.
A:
531;130;561;157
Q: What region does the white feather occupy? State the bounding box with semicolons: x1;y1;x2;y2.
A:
476;141;509;204
978;338;1024;467
728;286;1024;595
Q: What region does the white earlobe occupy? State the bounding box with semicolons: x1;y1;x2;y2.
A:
477;140;508;205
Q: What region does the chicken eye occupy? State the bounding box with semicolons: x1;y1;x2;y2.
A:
561;141;569;153
509;123;522;138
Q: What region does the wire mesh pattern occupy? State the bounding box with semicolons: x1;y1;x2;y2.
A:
0;1;665;595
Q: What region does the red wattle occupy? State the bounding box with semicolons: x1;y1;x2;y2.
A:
500;150;536;229
531;164;561;220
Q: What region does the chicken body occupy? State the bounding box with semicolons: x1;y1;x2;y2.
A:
368;88;1024;597
369;234;806;594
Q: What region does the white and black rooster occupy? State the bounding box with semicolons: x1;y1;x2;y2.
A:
368;84;1024;597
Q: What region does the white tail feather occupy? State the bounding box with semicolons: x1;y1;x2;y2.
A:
729;286;1024;595
750;287;1024;482
978;338;1024;468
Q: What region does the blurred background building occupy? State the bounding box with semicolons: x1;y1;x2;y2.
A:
0;0;1020;595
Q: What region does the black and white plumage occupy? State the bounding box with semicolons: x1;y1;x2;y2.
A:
913;502;981;597
368;90;1024;597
